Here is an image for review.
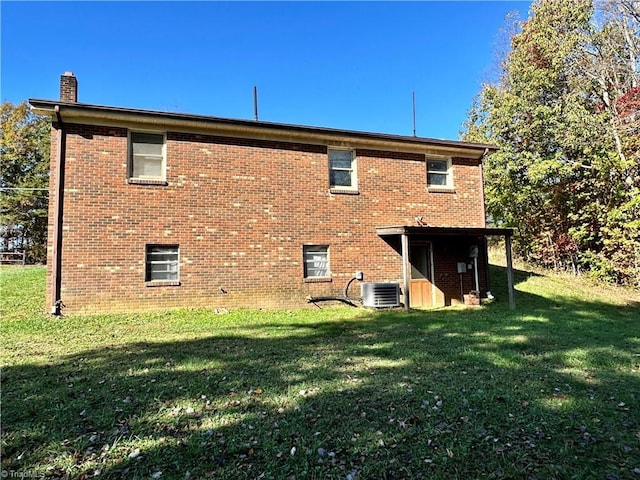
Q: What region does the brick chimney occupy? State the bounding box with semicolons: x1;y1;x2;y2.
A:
60;71;78;102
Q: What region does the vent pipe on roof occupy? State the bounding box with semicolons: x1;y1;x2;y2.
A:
60;72;78;103
412;91;417;137
254;86;259;121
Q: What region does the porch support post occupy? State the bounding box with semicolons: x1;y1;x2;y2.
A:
401;233;410;312
505;234;516;310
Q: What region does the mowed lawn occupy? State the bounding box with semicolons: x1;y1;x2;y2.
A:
1;266;639;480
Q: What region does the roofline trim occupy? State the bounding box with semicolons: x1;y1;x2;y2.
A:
29;99;498;158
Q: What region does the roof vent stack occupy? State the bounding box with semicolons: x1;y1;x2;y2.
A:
60;71;77;103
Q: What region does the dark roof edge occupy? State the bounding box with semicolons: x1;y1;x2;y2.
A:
29;98;498;153
376;226;514;236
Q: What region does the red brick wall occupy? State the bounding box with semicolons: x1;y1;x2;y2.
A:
432;236;488;306
47;123;487;314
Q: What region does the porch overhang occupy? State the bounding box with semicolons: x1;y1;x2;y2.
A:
376;225;514;238
376;225;516;311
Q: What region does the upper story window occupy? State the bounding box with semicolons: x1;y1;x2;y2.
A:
329;149;357;191
427;158;452;189
303;245;330;279
129;132;166;183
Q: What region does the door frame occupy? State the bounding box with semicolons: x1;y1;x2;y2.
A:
409;240;435;307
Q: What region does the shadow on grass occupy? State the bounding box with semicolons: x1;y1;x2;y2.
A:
2;269;639;479
491;263;639;319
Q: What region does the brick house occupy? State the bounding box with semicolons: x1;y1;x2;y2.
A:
30;72;514;315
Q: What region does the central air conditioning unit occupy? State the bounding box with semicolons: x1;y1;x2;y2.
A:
361;282;401;308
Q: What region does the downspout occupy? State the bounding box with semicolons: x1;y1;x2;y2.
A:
478;148;488;228
50;106;66;316
479;148;490;295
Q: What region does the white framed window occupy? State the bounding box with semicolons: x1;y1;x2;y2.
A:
329;149;357;190
427;157;452;188
129;132;166;181
145;245;179;282
303;245;330;278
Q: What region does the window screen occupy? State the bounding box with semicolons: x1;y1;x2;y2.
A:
303;245;329;278
427;159;450;187
131;132;165;179
329;149;355;188
145;245;179;281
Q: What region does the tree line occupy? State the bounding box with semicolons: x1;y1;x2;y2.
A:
464;0;640;288
0;102;50;263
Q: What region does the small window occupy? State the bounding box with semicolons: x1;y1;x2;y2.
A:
303;245;330;278
329;149;356;190
145;245;179;282
427;158;452;188
130;132;165;180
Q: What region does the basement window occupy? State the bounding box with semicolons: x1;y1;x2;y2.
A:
145;245;180;285
303;245;330;280
329;149;357;192
129;132;167;184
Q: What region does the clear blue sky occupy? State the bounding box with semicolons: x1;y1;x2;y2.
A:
1;1;530;140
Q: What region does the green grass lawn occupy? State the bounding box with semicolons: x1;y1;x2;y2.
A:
1;265;639;479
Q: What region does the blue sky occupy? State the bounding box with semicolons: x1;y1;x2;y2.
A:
1;1;530;140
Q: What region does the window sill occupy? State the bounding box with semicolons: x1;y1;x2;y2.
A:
329;188;359;195
304;277;332;283
146;280;181;287
427;187;456;194
128;178;168;186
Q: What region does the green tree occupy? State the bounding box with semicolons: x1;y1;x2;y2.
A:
0;101;51;263
582;0;640;285
464;0;640;287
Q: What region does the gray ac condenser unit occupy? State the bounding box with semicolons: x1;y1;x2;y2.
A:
361;282;401;308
